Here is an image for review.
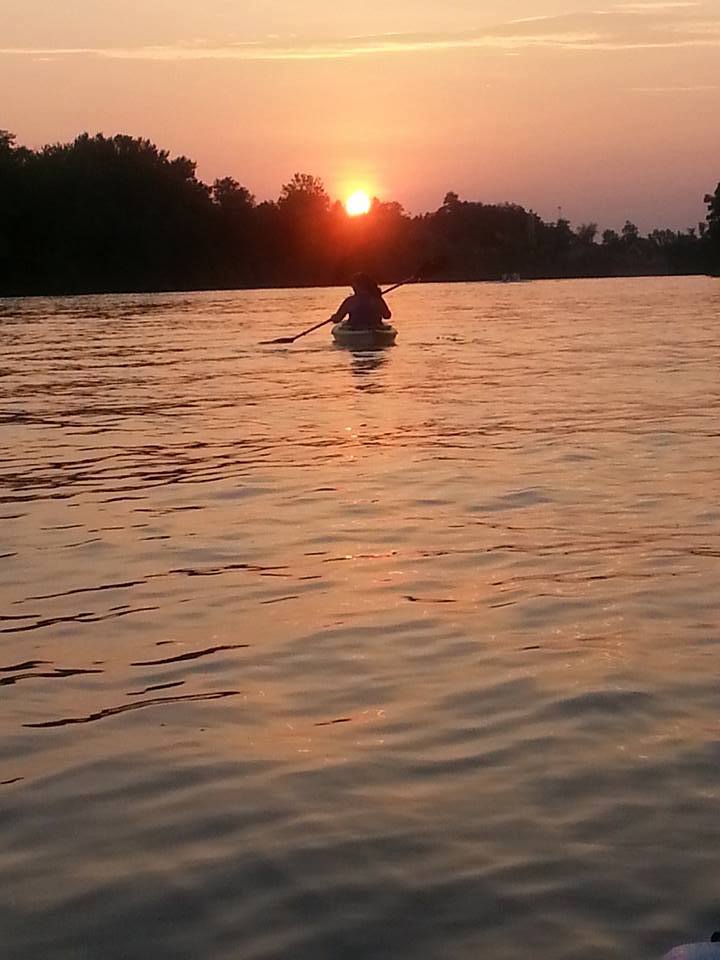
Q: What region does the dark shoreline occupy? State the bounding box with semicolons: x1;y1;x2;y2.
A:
2;132;718;301
0;271;715;302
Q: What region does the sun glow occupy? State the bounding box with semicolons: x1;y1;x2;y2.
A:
345;190;371;217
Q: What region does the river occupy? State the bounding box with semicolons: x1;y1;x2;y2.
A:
1;277;719;959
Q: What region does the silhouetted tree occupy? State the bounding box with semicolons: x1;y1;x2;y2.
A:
576;223;598;245
212;177;255;211
0;132;39;290
0;130;714;295
704;184;720;272
278;173;330;214
621;220;640;244
210;177;257;285
271;174;333;284
441;192;462;214
648;229;676;248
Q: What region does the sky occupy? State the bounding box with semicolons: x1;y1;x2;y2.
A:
1;0;719;230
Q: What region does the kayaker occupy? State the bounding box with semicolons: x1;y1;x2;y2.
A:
332;273;392;330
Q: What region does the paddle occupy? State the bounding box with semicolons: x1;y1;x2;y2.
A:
260;257;445;345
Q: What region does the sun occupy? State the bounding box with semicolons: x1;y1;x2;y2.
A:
345;190;371;217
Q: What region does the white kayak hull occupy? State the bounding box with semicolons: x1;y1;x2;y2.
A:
332;323;397;350
664;945;720;959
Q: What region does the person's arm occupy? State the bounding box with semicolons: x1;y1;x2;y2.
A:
332;297;351;322
379;297;392;320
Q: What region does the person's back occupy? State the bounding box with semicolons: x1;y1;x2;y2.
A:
333;273;392;331
341;291;391;330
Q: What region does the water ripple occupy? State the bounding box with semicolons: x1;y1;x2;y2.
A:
24;691;241;728
2;279;720;960
131;644;250;667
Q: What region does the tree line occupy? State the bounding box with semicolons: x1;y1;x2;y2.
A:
0;130;718;297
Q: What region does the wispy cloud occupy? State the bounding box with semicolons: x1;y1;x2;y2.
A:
631;83;718;91
1;7;720;61
0;37;595;61
0;31;605;62
615;1;700;11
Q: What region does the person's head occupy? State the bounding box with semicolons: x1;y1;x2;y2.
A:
351;272;381;298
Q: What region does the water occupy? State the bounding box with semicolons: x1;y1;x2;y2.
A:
1;277;719;960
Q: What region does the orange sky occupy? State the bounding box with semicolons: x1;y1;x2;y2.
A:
1;0;719;230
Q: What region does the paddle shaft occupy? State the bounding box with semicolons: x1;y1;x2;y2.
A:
260;257;446;345
290;280;408;340
270;277;416;344
379;279;409;296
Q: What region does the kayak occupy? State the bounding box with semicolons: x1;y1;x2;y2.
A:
332;322;397;350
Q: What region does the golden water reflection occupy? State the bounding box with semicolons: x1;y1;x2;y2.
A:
1;277;720;960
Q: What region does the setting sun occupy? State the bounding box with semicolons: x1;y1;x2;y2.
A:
345;190;371;217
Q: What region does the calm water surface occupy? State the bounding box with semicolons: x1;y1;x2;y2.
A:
2;278;720;959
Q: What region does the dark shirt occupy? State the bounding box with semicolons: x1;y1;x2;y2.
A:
334;292;392;330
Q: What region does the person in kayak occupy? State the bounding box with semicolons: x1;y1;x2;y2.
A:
332;273;392;330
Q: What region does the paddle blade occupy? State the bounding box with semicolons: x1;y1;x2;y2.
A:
260;336;296;345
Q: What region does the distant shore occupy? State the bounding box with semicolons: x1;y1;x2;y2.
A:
2;272;718;302
1;131;718;298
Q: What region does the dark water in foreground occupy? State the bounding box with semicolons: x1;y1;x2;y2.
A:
1;277;720;959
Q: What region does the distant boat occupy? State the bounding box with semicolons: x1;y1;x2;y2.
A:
501;273;523;283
